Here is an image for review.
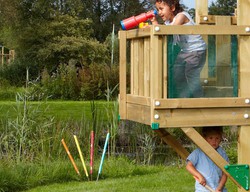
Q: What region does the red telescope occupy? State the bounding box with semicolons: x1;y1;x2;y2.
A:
120;10;158;30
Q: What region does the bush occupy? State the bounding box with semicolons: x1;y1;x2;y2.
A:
39;63;119;100
0;60;41;87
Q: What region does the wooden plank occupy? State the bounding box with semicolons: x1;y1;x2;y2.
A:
118;31;127;120
150;29;163;99
144;38;150;97
238;2;250;192
126;94;151;106
199;15;237;25
196;0;209;81
132;39;139;95
153;98;250;109
195;0;208;25
163;36;168;98
130;39;134;94
126;103;151;125
150;27;164;124
152;25;250;35
181;127;241;188
238;37;250;97
126;27;150;39
215;16;232;87
138;39;144;96
154;108;250;128
154;129;189;160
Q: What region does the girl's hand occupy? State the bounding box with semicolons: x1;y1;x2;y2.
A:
147;11;158;25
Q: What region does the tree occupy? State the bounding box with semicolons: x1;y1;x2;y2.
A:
80;0;152;42
209;0;237;15
1;0;109;72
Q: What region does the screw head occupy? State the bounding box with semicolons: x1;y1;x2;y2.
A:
154;114;160;119
244;114;249;119
245;27;250;32
245;99;250;104
155;26;160;32
155;101;160;106
203;16;208;21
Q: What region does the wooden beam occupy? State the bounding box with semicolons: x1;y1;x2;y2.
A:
153;98;250;109
154;108;250;128
181;127;241;188
126;103;151;125
195;0;208;25
199;15;237;25
126;27;150;39
238;1;250;192
118;31;127;120
152;25;250;35
215;16;232;87
154;129;189;160
144;38;151;97
126;95;151;106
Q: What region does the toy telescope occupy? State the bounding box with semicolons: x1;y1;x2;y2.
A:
120;10;158;30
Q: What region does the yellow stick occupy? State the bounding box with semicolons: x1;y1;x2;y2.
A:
73;135;89;180
61;139;81;176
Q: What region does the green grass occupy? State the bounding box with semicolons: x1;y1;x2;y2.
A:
0;100;114;121
24;165;237;192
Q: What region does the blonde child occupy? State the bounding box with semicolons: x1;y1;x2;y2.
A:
186;127;229;192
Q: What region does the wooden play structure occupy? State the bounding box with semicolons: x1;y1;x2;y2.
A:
119;0;250;191
0;45;15;66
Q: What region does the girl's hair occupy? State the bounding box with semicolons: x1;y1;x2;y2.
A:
155;0;184;15
202;126;223;138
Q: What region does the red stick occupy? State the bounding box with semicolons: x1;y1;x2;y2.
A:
90;131;95;180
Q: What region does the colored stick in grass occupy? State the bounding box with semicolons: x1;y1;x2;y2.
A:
96;132;110;181
73;135;89;180
61;139;81;176
90;131;95;181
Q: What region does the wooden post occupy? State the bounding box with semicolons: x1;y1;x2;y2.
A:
196;0;209;81
1;46;4;66
119;31;127;120
195;0;208;25
150;26;163;124
215;16;232;86
237;0;250;191
155;129;189;160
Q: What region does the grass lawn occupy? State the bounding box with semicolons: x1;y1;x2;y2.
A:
0;100;114;121
24;166;237;192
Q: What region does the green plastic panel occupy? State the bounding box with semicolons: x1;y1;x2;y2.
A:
225;164;249;191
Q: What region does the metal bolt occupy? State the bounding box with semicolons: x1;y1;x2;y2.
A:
203;16;208;21
245;27;250;32
155;26;160;32
204;79;208;84
155;101;160;106
245;99;250;104
154;114;160;119
244;114;249;119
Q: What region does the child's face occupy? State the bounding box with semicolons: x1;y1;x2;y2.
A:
205;133;222;149
155;2;175;22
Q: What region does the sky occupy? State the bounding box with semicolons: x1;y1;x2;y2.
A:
182;0;215;9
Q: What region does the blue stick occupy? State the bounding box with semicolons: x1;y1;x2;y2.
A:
96;132;110;181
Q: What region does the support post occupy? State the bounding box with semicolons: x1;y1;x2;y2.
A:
238;1;250;192
119;31;127;120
